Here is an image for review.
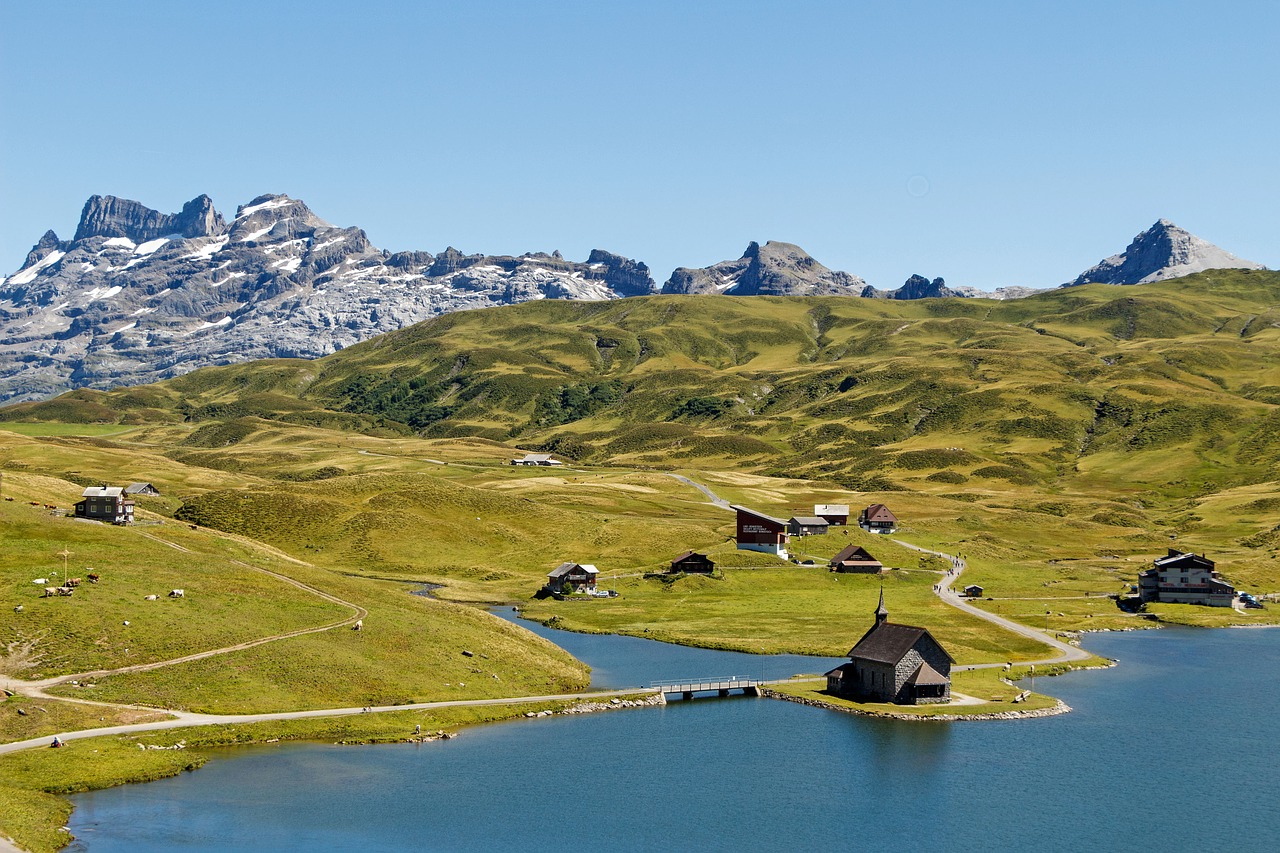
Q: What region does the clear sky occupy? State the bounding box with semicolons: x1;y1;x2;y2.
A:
1;0;1275;290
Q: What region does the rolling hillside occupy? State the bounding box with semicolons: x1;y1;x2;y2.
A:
7;269;1280;501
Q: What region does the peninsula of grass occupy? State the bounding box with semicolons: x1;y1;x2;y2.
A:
765;667;1065;719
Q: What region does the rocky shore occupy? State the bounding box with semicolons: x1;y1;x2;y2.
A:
760;688;1072;722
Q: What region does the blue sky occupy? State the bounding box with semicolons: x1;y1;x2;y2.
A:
2;0;1275;289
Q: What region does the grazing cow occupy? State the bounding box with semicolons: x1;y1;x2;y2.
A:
67;578;82;587
144;594;159;601
352;619;363;631
87;573;100;583
56;586;74;596
169;589;184;598
43;587;57;597
189;524;198;530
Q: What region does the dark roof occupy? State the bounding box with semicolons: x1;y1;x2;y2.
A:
730;504;787;526
849;621;955;665
862;504;897;523
1154;549;1214;570
831;544;879;564
671;550;694;562
671;551;712;565
548;562;597;578
904;661;948;686
790;516;829;526
825;662;857;678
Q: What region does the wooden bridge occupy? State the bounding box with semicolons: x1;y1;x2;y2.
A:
649;677;761;700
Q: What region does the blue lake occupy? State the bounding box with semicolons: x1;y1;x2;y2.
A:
67;624;1280;852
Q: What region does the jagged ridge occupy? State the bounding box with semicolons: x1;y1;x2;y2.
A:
0;193;656;402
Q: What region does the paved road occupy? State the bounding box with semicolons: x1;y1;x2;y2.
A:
665;473;731;509
892;539;1092;669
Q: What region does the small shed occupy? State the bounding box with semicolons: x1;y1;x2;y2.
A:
830;545;884;573
858;504;899;534
788;516;830;537
124;482;161;496
963;584;984;598
546;562;598;593
670;551;716;574
815;504;849;525
512;453;563;467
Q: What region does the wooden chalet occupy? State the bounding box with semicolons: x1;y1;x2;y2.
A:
814;504;849;525
1137;549;1235;606
512;453;563;467
731;505;789;559
124;482;161;496
858;503;898;534
829;544;884;574
788;515;830;537
74;485;134;525
825;591;953;705
963;584;984;598
546;562;598;593
670;551;716;574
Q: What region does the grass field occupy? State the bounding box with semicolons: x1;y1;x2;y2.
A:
3;278;1280;849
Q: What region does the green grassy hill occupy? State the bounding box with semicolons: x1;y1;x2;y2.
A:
7;270;1279;498
4;273;1280;701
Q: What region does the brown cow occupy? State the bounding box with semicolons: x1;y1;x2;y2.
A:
87;573;100;583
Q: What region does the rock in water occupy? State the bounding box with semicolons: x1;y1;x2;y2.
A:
1069;219;1265;286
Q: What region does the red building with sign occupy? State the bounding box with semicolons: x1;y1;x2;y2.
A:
731;504;790;559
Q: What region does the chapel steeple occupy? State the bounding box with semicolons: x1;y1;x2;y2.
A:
875;587;888;624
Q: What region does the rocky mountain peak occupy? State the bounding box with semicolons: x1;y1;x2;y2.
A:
0;192;657;402
661;240;864;296
73;194;226;243
22;230;65;270
862;274;962;300
1069;219;1265;286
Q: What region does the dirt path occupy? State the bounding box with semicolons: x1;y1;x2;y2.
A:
0;688;661;757
891;538;1092;669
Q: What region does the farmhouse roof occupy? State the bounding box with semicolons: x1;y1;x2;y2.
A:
517;453;554;462
81;486;123;498
831;545;879;564
815;504;849;515
790;516;829;526
1154;549;1214;569
124;482;156;494
730;504;787;526
862;504;897;522
549;562;598;578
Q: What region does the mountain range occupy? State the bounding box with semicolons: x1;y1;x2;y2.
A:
0;194;1267;403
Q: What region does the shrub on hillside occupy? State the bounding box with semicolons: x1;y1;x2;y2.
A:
971;465;1039;485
